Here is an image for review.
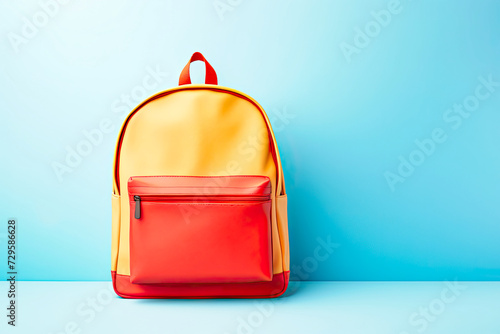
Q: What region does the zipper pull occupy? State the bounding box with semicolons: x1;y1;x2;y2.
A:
134;195;141;219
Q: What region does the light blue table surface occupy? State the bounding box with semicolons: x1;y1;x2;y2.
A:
2;281;499;334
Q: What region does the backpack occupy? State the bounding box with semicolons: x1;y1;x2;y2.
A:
111;52;289;298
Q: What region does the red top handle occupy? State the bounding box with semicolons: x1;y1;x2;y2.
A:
178;52;218;86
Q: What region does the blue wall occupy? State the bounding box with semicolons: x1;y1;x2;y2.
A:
1;0;499;280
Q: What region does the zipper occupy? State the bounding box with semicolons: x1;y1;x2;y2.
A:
134;195;141;219
132;194;270;220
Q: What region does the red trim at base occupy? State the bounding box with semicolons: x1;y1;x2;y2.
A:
111;271;289;299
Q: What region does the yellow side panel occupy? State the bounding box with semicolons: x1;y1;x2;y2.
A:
111;193;121;271
115;87;286;276
277;194;289;272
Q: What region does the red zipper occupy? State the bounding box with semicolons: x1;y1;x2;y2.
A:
132;194;271;219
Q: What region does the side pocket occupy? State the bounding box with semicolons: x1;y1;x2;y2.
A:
276;195;289;272
111;193;121;272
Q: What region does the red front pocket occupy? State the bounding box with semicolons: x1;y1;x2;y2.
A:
128;176;273;284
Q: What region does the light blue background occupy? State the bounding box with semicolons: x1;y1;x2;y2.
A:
0;0;499;281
